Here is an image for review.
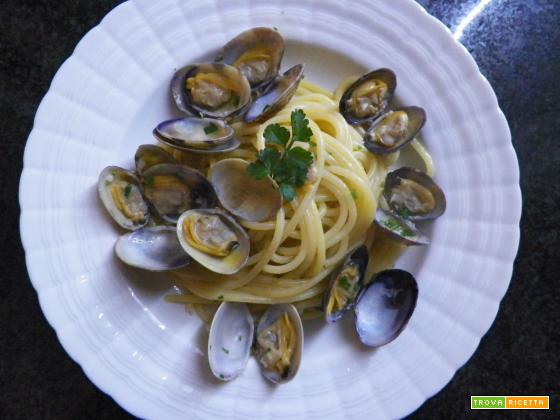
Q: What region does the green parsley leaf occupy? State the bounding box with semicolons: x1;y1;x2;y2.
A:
351;190;358;201
233;94;240;106
291;109;313;143
204;123;218;135
143;176;154;188
246;160;268;180
217;295;224;300
396;205;411;218
338;276;351;290
237;335;243;342
222;347;229;354
272;26;279;31
124;184;132;198
263;123;290;147
279;183;296;201
246;109;314;202
219;374;225;379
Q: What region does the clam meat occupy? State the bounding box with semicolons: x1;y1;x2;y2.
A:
216;27;285;90
255;304;303;384
177;208;250;274
98;166;149;230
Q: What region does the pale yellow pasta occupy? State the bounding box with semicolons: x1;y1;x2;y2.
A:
169;79;434;319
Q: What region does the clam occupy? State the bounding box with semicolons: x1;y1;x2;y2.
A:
208;158;282;222
244;64;304;123
208;302;254;381
141;164;217;224
339;68;396;125
171;63;251;119
114;226;190;271
374;208;429;246
354;269;418;347
134;144;177;176
255;304;303;384
323;245;369;323
364;107;426;154
383;167;446;220
98;166;149;230
177;208;250;275
153;117;240;154
216;27;284;90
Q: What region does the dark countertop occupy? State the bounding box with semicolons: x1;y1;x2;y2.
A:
1;0;558;418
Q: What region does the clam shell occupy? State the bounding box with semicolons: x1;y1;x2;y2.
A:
374;208;429;246
170;63;251;120
255;304;303;384
153;117;240;154
98;166;149;230
208;302;254;381
339;68;396;125
354;269;418;347
216;27;284;90
114;226;190;271
208;158;282;222
176;208;250;275
383;167;446;220
134;144;177;176
364;107;426;155
141;163;217;224
244;64;304;123
322;245;369;323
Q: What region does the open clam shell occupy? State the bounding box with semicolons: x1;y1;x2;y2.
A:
383;167;446;220
216;27;284;90
208;158;282;222
374;208;429;246
364;107;426;155
153;117;240;154
114;226;190;271
141;163;217;224
339;68;396;125
171;63;251;120
134;144;177;176
255;304;303;384
208;302;254;381
323;245;369;323
244;64;304;123
98;166;150;230
177;208;250;275
354;269;418;347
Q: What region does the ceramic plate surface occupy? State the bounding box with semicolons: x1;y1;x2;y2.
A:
19;0;521;418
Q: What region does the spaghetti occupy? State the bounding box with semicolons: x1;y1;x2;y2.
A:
166;78;434;320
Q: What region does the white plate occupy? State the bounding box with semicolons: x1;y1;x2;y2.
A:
19;0;521;418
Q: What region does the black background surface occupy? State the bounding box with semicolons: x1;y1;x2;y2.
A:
2;0;558;418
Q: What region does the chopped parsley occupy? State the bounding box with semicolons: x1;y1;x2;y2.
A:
233;94;240;107
383;218;415;237
353;146;363;152
237;335;243;342
123;184;132;198
143;175;154;188
222;347;229;354
219;374;225;379
272;26;279;32
204;123;218;135
396;205;411;218
247;109;314;201
351;190;358;201
338;276;351;290
217;295;224;300
111;169;117;176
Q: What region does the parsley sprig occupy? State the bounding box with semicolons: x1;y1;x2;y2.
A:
247;109;314;201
